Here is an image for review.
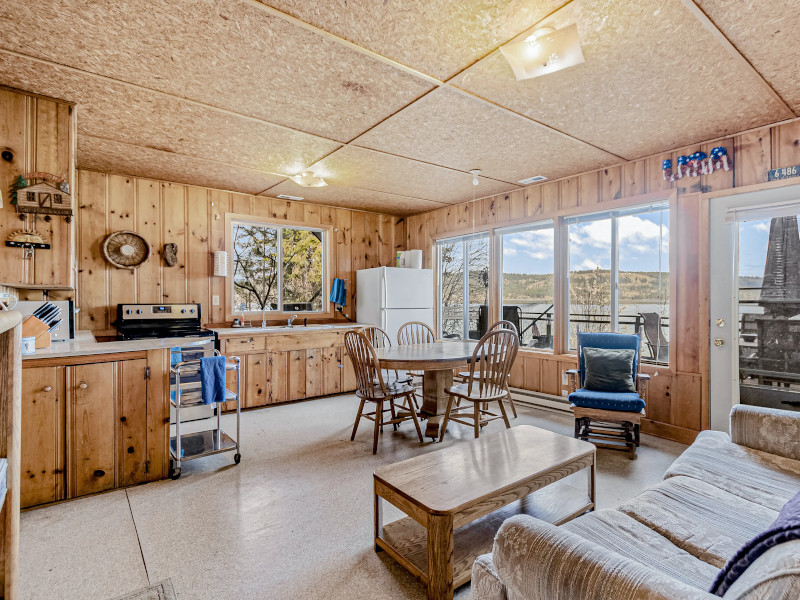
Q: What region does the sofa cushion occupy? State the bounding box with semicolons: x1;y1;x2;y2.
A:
619;476;778;568
561;509;718;590
722;540;800;600
665;430;800;511
568;389;646;412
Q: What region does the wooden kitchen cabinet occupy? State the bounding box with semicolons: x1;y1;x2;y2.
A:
68;362;117;497
267;351;288;404
322;347;342;396
20;366;65;507
118;358;150;487
218;329;358;412
21;352;159;508
305;348;323;398
245;353;267;408
288;350;307;401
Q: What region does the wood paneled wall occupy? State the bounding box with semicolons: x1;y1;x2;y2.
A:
405;119;800;444
70;170;404;333
0;87;75;288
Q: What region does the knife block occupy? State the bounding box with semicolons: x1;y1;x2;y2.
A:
21;315;52;349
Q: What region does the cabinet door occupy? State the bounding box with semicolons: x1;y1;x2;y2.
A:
245;353;267;408
267;351;287;404
118;359;148;486
305;348;323;398
322;347;342;396
341;346;358;392
288;350;306;401
20;366;65;508
69;362;117;497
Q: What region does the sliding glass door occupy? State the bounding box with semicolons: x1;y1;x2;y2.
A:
436;233;490;340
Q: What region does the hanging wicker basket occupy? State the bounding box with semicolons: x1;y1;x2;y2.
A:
102;230;150;269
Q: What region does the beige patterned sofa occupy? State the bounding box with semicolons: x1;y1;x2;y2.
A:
473;404;800;600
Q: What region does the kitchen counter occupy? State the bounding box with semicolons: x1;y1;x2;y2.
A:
209;323;365;336
22;330;210;360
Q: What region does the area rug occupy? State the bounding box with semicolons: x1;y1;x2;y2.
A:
111;579;177;600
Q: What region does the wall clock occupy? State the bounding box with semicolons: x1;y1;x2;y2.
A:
102;230;150;269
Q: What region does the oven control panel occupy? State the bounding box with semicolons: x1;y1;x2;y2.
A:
118;303;201;320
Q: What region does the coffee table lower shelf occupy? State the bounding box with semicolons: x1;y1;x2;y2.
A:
376;477;593;590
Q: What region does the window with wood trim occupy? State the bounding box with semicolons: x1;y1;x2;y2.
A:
499;220;555;350
567;203;670;363
231;220;325;314
436;233;490;340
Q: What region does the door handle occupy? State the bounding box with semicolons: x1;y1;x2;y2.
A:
43;386;52;392
714;339;725;347
79;381;88;389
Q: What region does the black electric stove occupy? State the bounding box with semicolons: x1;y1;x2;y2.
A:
114;303;215;340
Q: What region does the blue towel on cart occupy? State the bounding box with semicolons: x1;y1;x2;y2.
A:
200;355;226;404
329;277;347;306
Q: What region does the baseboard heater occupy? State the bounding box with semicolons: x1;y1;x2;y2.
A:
509;388;571;413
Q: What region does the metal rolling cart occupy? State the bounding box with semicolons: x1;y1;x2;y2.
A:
169;351;241;479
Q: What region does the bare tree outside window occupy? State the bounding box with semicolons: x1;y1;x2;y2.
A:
438;237;489;339
232;222;324;312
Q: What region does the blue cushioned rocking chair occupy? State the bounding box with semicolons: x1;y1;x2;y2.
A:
566;330;650;459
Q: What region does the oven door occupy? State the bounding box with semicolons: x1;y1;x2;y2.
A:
170;337;216;423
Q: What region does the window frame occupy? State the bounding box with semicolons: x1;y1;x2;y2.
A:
497;219;556;351
225;213;331;320
564;201;672;363
435;231;491;340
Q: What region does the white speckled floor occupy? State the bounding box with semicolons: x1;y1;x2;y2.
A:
19;395;686;600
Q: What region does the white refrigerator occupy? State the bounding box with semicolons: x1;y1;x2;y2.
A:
356;267;434;343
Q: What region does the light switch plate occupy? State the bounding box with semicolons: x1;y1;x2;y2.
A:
212;295;220;306
561;372;568;385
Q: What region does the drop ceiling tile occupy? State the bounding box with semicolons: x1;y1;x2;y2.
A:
309;146;519;204
262;0;569;80
0;53;341;176
353;87;617;182
265;181;445;216
452;0;790;159
0;0;432;141
694;0;800;113
78;137;286;195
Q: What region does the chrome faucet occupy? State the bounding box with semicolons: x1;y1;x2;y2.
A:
287;314;298;328
261;306;270;328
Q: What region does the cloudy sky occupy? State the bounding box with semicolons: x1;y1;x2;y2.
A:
502;210;670;275
738;220;771;278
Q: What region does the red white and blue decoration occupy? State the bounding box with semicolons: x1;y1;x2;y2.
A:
662;146;731;181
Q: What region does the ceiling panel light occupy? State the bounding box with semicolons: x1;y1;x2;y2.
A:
289;171;327;188
500;24;585;81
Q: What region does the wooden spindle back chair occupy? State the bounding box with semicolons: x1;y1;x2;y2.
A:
344;330;423;453
457;320;520;417
440;329;520;441
397;321;435;346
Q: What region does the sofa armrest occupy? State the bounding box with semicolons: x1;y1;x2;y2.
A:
566;369;580;394
492;515;717;600
730;404;800;461
472;554;507;600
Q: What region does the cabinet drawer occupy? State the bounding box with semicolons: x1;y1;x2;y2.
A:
225;336;266;352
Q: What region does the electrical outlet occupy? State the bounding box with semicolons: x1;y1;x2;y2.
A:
561;390;569;397
212;295;220;306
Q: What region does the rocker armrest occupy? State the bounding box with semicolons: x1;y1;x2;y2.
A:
565;369;580;394
492;515;716;600
635;373;650;402
730;404;800;461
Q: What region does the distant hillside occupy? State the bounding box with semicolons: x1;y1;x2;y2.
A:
502;270;670;304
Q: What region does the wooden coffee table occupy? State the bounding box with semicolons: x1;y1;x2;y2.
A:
373;425;596;600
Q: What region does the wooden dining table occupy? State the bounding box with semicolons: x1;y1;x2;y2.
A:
373;341;477;439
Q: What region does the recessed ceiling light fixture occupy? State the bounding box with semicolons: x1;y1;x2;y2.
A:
500;24;584;81
289;171;327;188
